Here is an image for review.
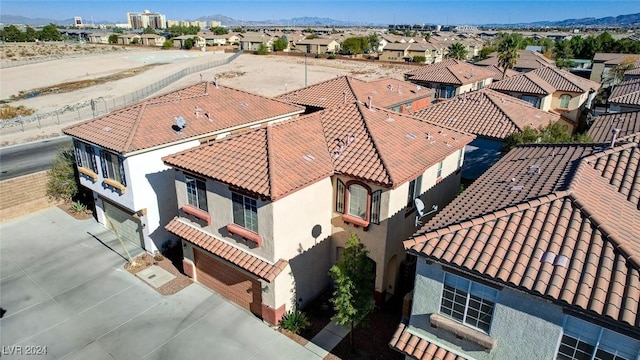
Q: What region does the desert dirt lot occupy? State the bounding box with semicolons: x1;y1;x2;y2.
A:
0;43;415;145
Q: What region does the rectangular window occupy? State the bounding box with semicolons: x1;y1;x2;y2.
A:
232;193;258;233
440;273;497;333
185;175;207;211
437;162;443;178
348;184;368;219
101;150;126;185
556;316;640;360
336;179;346;213
559;94;571;108
439;86;454;98
407;175;422;207
370;190;382;224
521;95;541;108
74;141;98;173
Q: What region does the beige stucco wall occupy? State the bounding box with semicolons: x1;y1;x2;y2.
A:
549;91;585;123
380;49;407;62
175;172;275;262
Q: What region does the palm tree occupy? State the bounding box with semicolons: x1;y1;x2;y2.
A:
497;36;520;79
447;42;468;60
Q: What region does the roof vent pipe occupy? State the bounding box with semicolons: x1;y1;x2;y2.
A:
343;91;347;105
368;96;372;109
214;77;219;89
610;128;620;148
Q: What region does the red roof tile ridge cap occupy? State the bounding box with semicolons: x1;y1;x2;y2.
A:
276;75;350;98
217;83;305;111
61;102;144;132
357;103;394;186
581;142;638;164
122;102;147;153
265;126;276;200
345;76;363;103
525;72;555;94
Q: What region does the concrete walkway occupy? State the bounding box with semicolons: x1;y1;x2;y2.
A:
0;207;321;360
304;320;351;358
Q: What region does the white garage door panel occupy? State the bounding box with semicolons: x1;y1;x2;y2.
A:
103;200;144;249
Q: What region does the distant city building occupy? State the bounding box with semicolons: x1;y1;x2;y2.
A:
166;20;209;29
127;10;166;29
453;25;478;32
210;21;222;28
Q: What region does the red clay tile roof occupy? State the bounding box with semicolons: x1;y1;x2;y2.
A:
405;143;640;328
164;102;475;198
404;59;496;86
275;76;434;111
587;111;640;143
609;78;640;106
593;53;640;65
63;82;304;154
162;115;334;200
409;88;559;140
482;64;520;81
165;217;287;282
390;322;468;360
489;66;600;95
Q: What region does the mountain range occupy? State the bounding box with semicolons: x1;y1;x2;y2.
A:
2;12;640;28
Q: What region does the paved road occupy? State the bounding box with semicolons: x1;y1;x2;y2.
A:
0;136;71;181
0;207;320;360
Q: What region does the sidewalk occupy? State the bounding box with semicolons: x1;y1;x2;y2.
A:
304;320;350;358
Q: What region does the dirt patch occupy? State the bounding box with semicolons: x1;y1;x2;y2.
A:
215;70;246;79
125;252;192;295
7;63;164;102
279;329;309;347
57;200;94;220
0;104;35;119
300;288;335;340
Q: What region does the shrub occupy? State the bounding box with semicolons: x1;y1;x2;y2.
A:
71;200;86;213
279;309;310;334
46;144;77;203
161;40;173;49
328;53;336;59
413;55;426;63
255;43;269;55
315;53;324;59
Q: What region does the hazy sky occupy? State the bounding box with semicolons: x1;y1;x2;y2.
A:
3;0;640;25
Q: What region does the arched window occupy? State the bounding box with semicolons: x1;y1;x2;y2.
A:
559;94;571;109
335;179;382;229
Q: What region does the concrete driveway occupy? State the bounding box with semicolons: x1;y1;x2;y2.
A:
0;207;320;360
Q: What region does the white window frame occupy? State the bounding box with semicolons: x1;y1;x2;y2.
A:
407;175;422;207
185;175;207;212
437;161;443;178
457;149;464;169
348;184;368;219
232;192;258;233
559;94;571;109
439;272;497;334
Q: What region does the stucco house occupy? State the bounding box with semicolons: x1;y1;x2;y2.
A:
88;33;112;44
392;142;640;360
608;78;640;113
139;34;166;47
117;34;141;45
171;35;206;49
62;81;304;253
162;101;474;325
275;75;434;115
474;50;556;73
590;53;640;85
380;43;411;62
294;38;340;55
488;66;601;130
410;88;559;180
404;59;496;100
238;33;274;51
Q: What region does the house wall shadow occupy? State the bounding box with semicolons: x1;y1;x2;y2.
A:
145;169;180;251
289;234;333;309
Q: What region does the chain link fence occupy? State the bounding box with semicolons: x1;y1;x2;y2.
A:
1;50;243;135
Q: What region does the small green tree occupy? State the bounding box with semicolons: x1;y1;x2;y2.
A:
183;38;195;50
108;34;119;44
25;27;37;42
143;26;156;34
413;55;426;63
272;36;288;51
211;26;228;35
503;121;591;151
447;42;468;60
329;233;374;348
46;145;78;203
131;37;140;45
38;24;63;41
255;43;269;55
162;40;173;49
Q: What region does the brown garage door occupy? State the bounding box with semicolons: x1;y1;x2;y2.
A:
193;249;262;318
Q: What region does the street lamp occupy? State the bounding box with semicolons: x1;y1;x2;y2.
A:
291;48;308;87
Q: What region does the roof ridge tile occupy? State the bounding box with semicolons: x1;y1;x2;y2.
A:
357;103;394;186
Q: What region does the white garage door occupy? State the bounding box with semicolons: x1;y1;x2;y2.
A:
102;200;144;250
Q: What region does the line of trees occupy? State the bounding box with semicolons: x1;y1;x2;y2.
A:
340;35;379;55
0;24;63;42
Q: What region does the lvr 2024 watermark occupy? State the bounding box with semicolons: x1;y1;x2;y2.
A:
1;345;47;356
